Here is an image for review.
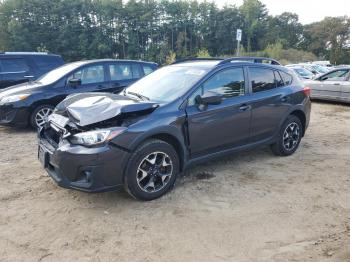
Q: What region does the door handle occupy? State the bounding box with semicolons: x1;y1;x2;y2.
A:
333;83;340;85
239;104;251;111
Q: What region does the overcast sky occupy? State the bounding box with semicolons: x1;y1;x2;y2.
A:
212;0;349;24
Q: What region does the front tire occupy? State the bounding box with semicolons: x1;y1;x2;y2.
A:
30;105;54;129
271;115;303;156
124;139;179;201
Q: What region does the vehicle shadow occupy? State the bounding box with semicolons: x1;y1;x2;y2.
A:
65;146;275;207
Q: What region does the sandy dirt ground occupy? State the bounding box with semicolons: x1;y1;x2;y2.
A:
0;102;350;262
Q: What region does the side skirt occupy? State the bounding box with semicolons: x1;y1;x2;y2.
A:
183;137;276;170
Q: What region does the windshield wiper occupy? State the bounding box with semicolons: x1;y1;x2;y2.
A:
126;91;150;101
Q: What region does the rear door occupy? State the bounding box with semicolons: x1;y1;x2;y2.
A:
107;62;142;93
185;67;251;157
0;57;32;88
248;67;291;143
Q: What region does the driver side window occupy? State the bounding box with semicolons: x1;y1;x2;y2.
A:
188;67;245;106
67;65;105;85
321;69;349;81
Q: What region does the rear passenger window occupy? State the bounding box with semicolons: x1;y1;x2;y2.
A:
109;64;133;80
143;65;154;76
0;58;29;73
280;71;293;86
249;67;276;92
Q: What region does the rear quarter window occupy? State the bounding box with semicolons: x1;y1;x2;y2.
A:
0;58;29;73
280;71;293;86
32;56;64;72
142;65;155;75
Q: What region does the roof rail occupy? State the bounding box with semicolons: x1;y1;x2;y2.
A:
218;56;281;66
3;52;48;55
171;57;223;65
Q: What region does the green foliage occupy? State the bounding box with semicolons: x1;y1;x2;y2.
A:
241;42;317;65
303;16;350;64
165;51;176;65
0;0;348;64
196;48;211;58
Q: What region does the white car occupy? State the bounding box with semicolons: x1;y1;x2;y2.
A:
305;67;350;103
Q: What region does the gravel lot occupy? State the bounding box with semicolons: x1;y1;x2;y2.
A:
0;102;350;262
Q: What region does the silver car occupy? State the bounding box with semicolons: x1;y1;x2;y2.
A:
305;67;350;103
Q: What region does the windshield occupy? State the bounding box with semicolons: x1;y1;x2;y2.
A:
35;62;86;85
310;65;328;74
294;68;313;77
313;65;329;73
125;66;210;103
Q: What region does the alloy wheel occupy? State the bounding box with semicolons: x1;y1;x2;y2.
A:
35;107;53;128
136;151;173;193
282;122;300;151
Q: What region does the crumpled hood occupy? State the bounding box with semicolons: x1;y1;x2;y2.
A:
54;93;158;127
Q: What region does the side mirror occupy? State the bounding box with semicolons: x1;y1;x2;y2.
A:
195;91;222;106
68;78;81;88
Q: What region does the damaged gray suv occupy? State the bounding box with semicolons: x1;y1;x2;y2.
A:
38;57;311;200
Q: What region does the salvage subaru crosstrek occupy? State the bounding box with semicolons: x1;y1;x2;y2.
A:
38;57;311;201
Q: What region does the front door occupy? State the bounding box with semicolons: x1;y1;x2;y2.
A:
65;63;109;95
185;67;251;158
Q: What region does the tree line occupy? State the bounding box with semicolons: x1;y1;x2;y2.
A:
0;0;349;65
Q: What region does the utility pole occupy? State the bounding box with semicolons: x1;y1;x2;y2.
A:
236;29;242;56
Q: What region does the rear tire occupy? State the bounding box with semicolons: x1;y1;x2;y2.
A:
124;139;179;201
271;115;303;156
30;105;54;129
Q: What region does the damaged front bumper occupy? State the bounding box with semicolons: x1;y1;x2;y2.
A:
38;128;130;192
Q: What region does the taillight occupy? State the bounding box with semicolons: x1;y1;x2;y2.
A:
303;86;311;97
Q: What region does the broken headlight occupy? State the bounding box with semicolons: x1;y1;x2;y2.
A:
69;128;126;146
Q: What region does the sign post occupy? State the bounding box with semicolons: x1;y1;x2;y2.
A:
236;29;242;56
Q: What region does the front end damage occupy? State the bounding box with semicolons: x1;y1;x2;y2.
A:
38;93;158;192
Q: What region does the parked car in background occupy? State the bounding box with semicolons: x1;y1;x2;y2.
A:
305;67;350;103
300;63;330;75
285;65;314;80
0;52;64;89
312;61;333;68
0;59;157;128
38;57;311;200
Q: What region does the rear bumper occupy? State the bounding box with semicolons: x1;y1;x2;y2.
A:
38;131;130;192
0;104;29;126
